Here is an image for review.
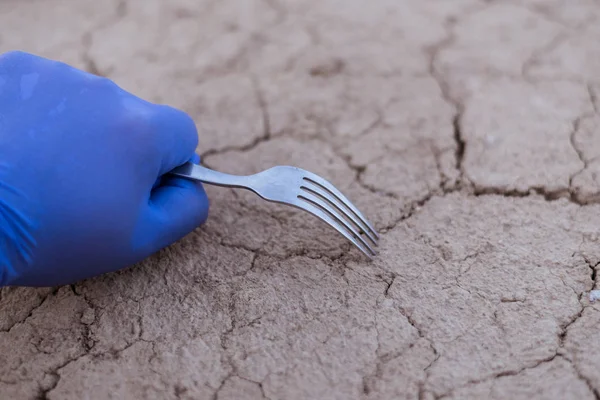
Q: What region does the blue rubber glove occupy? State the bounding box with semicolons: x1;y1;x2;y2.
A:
0;51;209;287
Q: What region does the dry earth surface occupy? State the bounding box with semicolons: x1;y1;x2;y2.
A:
2;0;600;399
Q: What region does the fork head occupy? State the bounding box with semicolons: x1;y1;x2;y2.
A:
247;166;379;258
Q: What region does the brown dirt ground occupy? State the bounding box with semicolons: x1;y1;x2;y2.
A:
2;0;600;399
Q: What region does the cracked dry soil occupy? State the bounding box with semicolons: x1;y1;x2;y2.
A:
2;0;600;399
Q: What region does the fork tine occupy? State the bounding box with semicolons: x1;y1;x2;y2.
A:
296;194;376;258
300;184;378;246
302;172;379;241
298;192;377;256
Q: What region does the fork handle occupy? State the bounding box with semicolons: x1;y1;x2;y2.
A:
170;162;249;189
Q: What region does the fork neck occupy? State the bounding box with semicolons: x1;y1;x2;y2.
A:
170;162;249;189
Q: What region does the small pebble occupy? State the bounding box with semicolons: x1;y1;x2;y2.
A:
589;290;600;303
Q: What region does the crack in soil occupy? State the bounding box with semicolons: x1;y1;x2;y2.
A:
589;85;599;114
567;110;600;204
69;285;98;352
473;186;570;202
472;181;600;207
426;15;466;186
37;282;162;399
436;353;563;400
1;289;58;333
451;113;465;176
435;251;600;399
379;190;440;233
201;76;273;159
363;277;438;398
570;115;589;170
80;33;107;77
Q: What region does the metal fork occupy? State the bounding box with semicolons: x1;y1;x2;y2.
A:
170;162;379;258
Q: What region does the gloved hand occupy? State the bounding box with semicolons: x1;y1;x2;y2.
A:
0;51;209;287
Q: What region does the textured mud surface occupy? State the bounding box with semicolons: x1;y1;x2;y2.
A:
2;0;600;399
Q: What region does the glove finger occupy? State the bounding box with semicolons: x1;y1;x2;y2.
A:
151;105;199;177
152;153;200;190
143;176;209;252
190;153;201;164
